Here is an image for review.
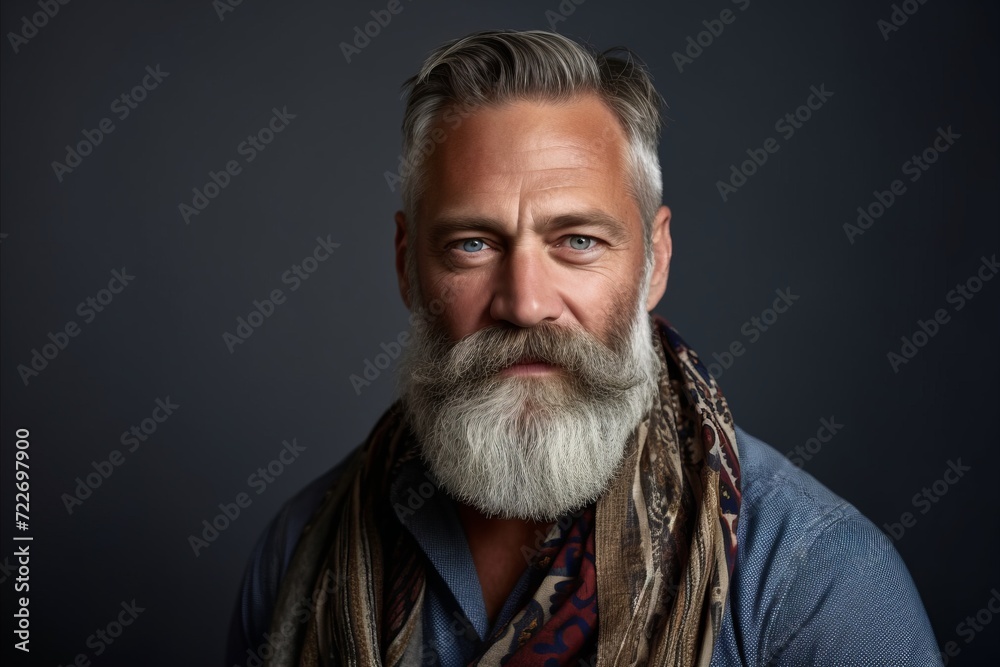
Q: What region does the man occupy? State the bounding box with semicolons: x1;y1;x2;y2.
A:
228;30;941;666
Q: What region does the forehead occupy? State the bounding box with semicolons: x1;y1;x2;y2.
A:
417;93;637;224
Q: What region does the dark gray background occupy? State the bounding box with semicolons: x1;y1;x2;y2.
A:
1;0;997;664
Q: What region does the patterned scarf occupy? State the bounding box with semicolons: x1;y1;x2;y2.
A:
265;315;741;666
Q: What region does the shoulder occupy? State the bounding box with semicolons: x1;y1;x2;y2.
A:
733;424;858;548
710;426;942;666
226;452;354;663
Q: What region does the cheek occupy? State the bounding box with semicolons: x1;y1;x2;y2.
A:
422;274;489;339
564;285;613;331
563;275;639;346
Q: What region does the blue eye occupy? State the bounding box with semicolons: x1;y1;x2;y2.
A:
568;236;595;250
461;239;485;252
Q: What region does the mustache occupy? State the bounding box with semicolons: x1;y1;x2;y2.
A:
407;320;648;394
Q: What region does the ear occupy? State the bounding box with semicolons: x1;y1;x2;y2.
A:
644;205;672;312
394;210;411;310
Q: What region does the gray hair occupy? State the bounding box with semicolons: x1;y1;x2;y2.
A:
398;29;666;248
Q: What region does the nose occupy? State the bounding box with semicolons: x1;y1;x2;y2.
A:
489;244;563;327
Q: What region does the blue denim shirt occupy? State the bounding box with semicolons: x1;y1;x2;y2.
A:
227;426;943;666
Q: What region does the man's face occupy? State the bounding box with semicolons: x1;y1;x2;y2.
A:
394;94;671;520
408;93;649;350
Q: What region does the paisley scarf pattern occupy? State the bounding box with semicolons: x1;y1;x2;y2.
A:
265;315;741;666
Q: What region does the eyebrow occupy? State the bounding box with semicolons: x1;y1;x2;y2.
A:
425;210;631;247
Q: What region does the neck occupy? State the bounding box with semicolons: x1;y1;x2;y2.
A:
455;501;554;625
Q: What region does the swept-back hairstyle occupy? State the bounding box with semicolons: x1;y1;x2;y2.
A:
398;30;666;247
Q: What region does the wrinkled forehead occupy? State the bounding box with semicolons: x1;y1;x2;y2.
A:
417;94;636;220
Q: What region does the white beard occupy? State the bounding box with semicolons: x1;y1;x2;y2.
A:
396;260;660;521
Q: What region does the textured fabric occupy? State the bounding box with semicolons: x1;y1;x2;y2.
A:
706;431;943;667
259;316;742;666
476;504;599;665
228;428;943;666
